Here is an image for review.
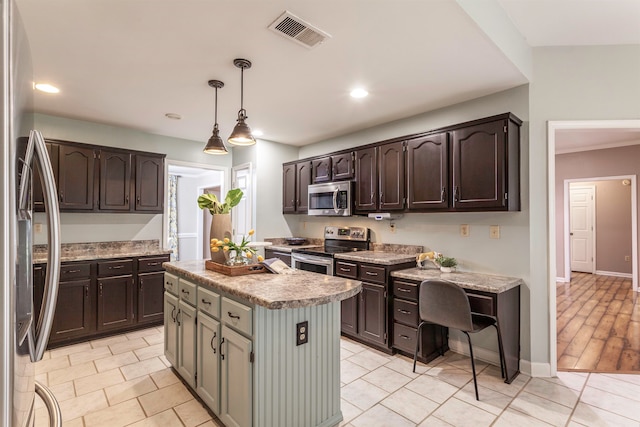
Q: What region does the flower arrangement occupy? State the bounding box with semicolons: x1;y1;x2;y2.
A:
210;229;264;265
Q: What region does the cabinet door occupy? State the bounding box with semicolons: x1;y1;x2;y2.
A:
135;154;164;212
164;292;179;367
197;313;221;414
33;264;46;326
452;120;506;209
331;152;354;181
99;150;131;211
178;300;197;387
354;147;377;211
137;272;164;325
97;275;134;332
358;282;387;346
49;279;93;343
295;161;312;213
406;133;449;210
282;164;296;213
33;143;58;212
220;325;252;427
378;141;405;211
58;144;95;210
340;295;358;337
312;157;332;183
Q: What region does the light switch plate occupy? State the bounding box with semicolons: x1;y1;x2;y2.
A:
460;224;469;237
489;225;500;239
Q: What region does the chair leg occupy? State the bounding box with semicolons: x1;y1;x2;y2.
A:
464;332;480;401
413;321;425;373
493;323;506;379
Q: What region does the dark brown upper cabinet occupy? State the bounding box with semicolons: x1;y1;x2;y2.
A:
312;157;332;183
451;114;520;211
33;142;58;212
58;144;96;210
406;133;449;210
331;152;355;181
134;154;164;212
354;147;378;212
378;141;405;211
99;150;132;211
282;160;312;214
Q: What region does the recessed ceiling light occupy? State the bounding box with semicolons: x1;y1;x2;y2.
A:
252;129;264;137
34;83;60;94
350;88;368;99
165;113;182;120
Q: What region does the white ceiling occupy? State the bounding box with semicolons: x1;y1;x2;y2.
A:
16;0;640;149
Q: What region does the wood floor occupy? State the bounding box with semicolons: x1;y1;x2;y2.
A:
557;272;640;372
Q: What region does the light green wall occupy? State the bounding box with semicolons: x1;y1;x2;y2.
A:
528;44;640;368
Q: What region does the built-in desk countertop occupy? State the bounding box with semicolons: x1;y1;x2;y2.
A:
391;268;523;293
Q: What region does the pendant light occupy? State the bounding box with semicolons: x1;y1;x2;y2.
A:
203;80;228;155
228;58;256;146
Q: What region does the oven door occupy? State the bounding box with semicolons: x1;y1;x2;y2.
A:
307;182;351;216
291;253;334;276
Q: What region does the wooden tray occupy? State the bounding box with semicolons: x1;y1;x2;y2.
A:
205;260;267;276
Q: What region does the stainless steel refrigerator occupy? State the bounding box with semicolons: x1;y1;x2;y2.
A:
1;0;62;425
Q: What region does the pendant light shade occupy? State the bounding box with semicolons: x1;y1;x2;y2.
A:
204;80;228;155
228;58;256;146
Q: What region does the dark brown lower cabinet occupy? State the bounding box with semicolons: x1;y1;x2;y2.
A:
358;282;386;346
137;271;165;324
97;275;135;332
50;278;93;343
340;295;358;336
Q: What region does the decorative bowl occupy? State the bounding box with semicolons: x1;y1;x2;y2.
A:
285;237;307;246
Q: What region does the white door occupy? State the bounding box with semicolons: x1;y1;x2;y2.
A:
570;185;595;273
231;163;253;241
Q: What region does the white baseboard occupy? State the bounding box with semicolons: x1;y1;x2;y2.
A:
519;359;551;377
556;276;569;283
595;270;632;278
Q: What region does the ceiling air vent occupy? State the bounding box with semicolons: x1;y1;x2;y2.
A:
268;11;331;49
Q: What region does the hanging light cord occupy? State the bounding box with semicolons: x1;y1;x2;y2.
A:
239;66;246;118
214;85;219;129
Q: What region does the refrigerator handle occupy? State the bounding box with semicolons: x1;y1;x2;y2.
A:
31;130;61;362
35;381;62;427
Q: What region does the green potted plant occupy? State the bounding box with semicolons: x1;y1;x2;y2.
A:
198;189;243;263
436;255;457;273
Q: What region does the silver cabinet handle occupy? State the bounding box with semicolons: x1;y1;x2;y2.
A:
397;309;411;315
365;271;378;276
397;288;411;293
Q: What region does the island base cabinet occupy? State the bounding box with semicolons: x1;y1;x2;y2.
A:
163;292;178;366
220;325;252;427
196;313;221;415
177;300;197;388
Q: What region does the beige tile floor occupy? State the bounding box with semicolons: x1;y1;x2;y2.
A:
34;326;640;427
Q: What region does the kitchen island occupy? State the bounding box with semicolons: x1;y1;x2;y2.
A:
163;260;362;427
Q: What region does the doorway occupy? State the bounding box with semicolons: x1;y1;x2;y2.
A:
165;161;227;261
548;119;640;375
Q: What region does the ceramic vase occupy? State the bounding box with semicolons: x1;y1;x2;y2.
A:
440;266;452;273
210;214;232;264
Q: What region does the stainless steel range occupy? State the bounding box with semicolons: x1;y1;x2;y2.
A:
291;226;369;275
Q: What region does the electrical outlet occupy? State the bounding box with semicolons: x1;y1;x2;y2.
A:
460;224;469;237
389;222;396;234
625;255;631;262
303;221;307;230
489;225;500;239
34;223;43;233
296;321;308;346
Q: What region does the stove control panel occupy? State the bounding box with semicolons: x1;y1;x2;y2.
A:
324;226;369;242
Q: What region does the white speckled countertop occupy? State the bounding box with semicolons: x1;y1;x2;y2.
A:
33;240;171;263
267;244;322;253
334;251;417;265
391;267;523;293
163;259;362;310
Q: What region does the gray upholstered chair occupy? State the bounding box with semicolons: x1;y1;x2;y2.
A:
412;279;505;400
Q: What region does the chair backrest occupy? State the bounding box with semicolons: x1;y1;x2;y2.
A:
418;280;474;332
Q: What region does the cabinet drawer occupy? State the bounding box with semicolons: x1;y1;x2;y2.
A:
222;297;253;337
393;280;418;301
335;261;357;279
179;279;197;307
393;299;419;326
138;255;170;273
59;263;91;281
198;286;220;319
467;292;495;316
98;259;133;277
164;272;178;296
359;264;385;284
393;323;417;354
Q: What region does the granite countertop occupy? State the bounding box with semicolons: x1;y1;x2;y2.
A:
391;267;523;294
164;260;362;310
334;251;417;265
33;240;172;263
267;244;322;253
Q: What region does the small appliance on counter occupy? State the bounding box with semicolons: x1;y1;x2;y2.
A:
291;226;369;275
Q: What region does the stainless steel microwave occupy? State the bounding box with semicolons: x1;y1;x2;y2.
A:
307;181;352;216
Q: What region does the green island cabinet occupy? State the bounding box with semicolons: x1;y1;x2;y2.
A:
163;261;361;427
